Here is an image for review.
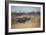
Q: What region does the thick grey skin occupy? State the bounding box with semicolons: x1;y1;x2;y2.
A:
16;17;30;23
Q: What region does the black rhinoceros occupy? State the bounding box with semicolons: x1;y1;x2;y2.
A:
16;16;30;23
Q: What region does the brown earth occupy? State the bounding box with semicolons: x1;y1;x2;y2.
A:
11;15;40;29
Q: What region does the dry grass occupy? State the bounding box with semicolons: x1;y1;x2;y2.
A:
11;15;40;29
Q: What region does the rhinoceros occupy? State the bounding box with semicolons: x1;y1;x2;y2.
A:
16;16;30;23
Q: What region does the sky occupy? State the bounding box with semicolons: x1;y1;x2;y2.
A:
11;6;41;13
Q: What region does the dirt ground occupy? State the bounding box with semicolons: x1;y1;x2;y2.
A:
11;15;40;29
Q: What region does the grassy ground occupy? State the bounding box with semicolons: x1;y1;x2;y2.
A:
11;15;40;29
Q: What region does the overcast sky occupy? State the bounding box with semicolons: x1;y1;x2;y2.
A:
11;6;41;13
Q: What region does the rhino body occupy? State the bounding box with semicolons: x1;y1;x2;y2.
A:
16;17;30;23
